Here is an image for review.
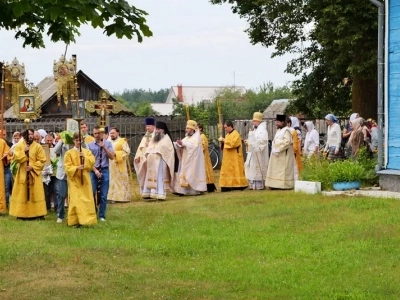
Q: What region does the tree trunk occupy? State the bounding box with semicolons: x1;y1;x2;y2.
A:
352;77;378;119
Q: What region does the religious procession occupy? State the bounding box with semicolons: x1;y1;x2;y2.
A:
0;55;380;228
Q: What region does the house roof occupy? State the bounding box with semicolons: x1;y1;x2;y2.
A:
165;85;246;105
262;99;291;119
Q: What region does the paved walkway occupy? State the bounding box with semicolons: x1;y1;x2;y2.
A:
322;187;400;199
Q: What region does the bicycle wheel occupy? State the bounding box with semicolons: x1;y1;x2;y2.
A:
208;147;219;169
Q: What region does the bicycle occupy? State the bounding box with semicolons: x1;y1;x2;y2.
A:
208;142;220;170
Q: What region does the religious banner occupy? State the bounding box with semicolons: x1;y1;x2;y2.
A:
3;57;26;105
53;55;75;106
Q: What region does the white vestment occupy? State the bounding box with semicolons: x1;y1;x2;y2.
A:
244;121;269;190
137;134;175;200
174;130;207;195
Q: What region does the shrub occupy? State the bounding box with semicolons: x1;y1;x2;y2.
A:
354;148;379;186
328;160;366;183
300;155;332;190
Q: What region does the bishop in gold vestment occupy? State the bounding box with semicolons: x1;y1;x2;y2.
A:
108;128;133;203
219;121;248;192
9;130;47;219
64;133;97;226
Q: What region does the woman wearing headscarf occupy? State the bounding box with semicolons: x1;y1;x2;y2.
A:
303;121;319;157
324;114;342;160
348;117;366;157
342;113;358;157
287;117;302;180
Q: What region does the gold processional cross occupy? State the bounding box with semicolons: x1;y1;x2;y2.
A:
85;89;124;128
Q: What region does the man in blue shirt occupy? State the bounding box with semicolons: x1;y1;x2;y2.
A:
88;126;115;221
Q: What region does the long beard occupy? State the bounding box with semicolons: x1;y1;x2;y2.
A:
153;132;165;143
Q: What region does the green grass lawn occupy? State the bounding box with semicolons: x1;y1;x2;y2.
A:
0;190;399;299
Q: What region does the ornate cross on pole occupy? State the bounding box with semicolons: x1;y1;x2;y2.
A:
85;89;125;129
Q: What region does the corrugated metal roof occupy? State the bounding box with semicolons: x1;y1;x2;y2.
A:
263;99;291;119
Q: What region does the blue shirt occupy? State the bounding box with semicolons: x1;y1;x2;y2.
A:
88;140;114;168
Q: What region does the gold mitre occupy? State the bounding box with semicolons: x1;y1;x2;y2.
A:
252;112;263;122
186;120;197;130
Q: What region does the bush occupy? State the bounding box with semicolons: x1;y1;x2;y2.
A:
328;160;365;183
300;155;332;190
354;148;379;186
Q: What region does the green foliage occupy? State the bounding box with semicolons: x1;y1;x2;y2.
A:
114;88;169;115
0;0;152;48
300;155;332;190
172;83;292;124
210;0;381;118
355;148;379;186
301;150;378;190
135;102;157;117
328;160;366;183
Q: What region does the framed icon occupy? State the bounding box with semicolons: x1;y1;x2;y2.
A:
66;119;79;133
19;95;35;113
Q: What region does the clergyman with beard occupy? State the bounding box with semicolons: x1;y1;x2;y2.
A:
265;114;295;190
9;129;47;220
136;121;177;200
173;120;207;195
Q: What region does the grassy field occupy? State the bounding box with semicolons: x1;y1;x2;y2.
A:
0;190;399;299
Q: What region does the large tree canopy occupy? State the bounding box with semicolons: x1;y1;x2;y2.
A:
0;0;152;48
211;0;381;119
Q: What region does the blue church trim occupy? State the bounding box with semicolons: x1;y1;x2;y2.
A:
387;1;400;169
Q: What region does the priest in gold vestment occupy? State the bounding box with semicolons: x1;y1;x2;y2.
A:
9;129;47;220
108;127;133;203
198;124;216;192
174;120;207;195
64;132;97;226
265;114;295;190
218;121;248;192
0;138;10;213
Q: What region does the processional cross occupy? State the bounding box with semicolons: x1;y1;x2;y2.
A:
85;89;124;128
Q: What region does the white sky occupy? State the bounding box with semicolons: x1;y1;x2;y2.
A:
0;0;296;94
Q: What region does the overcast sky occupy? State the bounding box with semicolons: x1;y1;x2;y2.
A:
0;0;296;94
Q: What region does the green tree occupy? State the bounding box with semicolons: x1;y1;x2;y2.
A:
171;84;292;123
0;0;152;48
113;88;169;112
135;102;158;116
210;0;380;119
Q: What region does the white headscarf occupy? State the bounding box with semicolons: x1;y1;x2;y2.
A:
349;113;359;122
38;129;47;144
290;116;300;128
304;121;314;132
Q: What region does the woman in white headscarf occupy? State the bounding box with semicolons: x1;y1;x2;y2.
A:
38;129;47;144
303;121;319;157
342;113;358;157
